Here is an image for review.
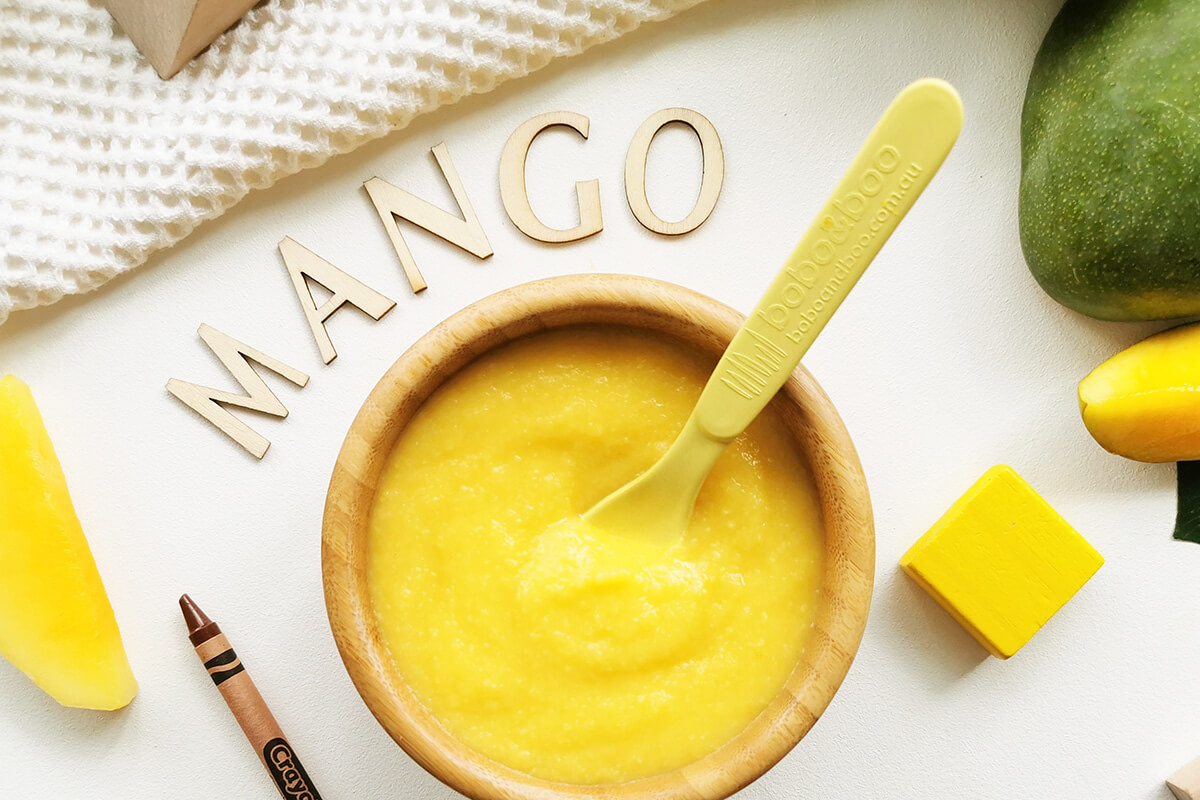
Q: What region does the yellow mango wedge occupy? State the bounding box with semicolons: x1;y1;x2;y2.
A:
1079;323;1200;463
0;375;136;709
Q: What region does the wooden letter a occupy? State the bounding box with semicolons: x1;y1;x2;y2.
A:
166;325;310;459
363;142;493;293
279;237;396;364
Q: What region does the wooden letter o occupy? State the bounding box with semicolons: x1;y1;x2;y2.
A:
625;108;724;236
499;111;603;243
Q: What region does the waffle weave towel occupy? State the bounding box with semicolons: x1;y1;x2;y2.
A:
0;0;707;325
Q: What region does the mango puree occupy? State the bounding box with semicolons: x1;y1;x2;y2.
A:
368;327;825;784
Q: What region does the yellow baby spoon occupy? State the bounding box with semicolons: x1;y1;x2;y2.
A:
584;78;963;543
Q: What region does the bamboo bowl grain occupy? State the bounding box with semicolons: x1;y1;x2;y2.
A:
322;273;875;800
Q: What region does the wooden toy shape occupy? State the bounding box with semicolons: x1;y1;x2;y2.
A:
900;465;1103;659
102;0;259;79
1169;756;1200;800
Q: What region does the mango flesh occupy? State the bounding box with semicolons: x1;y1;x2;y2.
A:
1020;0;1200;320
1079;324;1200;462
0;375;136;709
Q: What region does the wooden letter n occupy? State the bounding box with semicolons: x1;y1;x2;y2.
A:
363;142;493;293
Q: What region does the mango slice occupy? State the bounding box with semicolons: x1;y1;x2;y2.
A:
1079;324;1200;463
0;375;137;709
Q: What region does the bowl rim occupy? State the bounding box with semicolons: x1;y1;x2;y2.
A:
322;273;875;800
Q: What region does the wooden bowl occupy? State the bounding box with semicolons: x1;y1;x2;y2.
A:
323;273;874;800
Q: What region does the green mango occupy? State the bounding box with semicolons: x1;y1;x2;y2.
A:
1020;0;1200;320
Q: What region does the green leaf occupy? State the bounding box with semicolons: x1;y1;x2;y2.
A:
1174;461;1200;544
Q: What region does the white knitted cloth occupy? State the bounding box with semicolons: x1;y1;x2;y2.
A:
0;0;707;325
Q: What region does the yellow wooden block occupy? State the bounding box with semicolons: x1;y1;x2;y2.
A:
900;465;1103;659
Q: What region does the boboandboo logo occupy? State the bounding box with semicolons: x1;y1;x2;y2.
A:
719;146;922;402
756;145;923;344
263;738;322;800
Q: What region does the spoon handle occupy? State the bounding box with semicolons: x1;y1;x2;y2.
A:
692;78;963;442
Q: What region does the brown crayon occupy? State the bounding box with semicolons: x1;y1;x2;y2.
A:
180;594;323;800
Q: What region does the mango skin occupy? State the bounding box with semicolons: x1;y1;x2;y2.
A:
1020;0;1200;320
1079;324;1200;462
0;376;137;710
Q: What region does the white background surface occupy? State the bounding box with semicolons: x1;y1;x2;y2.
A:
0;1;1191;797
